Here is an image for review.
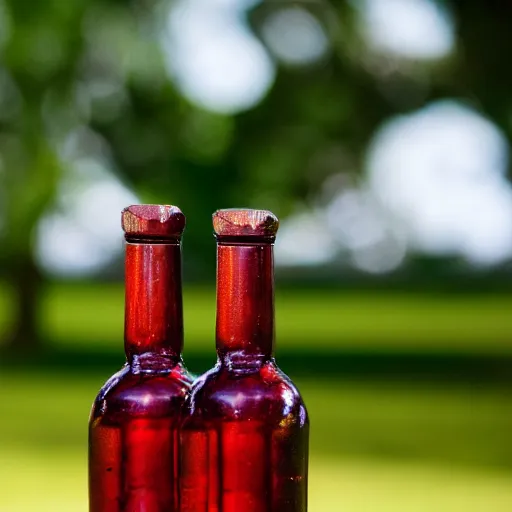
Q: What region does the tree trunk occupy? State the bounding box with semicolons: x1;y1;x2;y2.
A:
3;258;43;354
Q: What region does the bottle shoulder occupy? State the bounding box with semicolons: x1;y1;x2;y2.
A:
90;362;193;424
184;361;308;425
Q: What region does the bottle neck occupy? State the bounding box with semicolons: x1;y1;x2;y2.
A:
124;241;183;362
216;240;275;362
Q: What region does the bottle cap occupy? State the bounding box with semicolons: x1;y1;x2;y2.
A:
213;208;279;238
122;205;185;240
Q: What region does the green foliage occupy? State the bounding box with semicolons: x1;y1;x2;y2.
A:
0;0;511;344
0;0;510;271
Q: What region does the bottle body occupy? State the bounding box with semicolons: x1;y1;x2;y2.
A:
89;206;192;512
180;209;309;512
180;359;309;512
90;359;192;511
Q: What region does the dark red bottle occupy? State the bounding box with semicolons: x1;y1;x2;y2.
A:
89;204;193;512
179;209;309;512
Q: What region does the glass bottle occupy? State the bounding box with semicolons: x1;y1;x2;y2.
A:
89;204;193;512
179;209;309;512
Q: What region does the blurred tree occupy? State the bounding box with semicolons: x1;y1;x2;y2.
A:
1;0;512;351
0;0;84;350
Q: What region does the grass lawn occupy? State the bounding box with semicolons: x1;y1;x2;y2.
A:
2;449;512;512
0;284;511;510
0;283;502;354
1;371;511;511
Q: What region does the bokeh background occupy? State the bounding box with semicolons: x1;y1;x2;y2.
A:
1;0;512;510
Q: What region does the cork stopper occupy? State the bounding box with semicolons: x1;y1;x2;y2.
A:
213;209;279;238
122;205;185;240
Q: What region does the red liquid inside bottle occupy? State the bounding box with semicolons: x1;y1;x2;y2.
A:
89;205;193;512
180;209;309;512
